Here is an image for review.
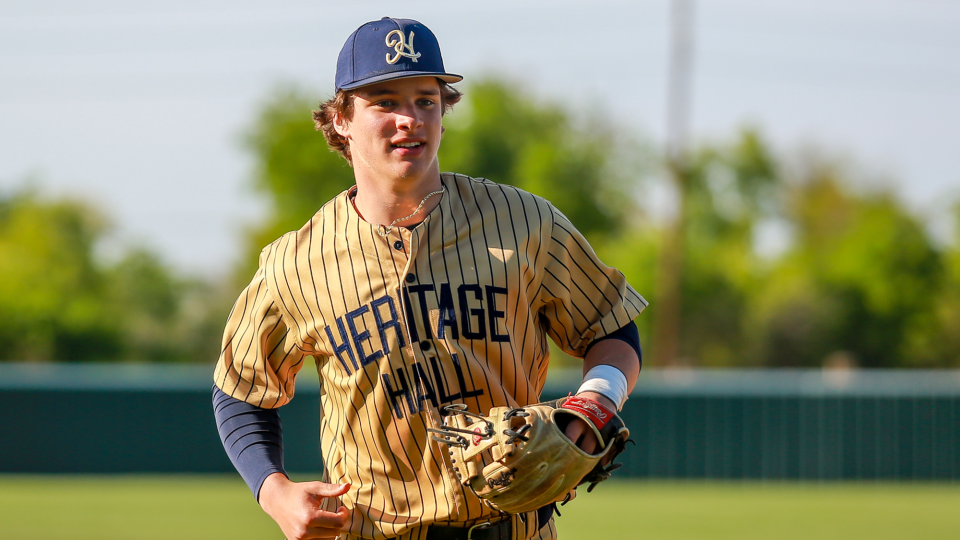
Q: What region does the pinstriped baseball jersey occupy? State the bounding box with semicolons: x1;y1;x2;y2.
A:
214;172;646;540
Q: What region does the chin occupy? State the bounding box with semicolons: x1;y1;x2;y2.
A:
395;163;428;180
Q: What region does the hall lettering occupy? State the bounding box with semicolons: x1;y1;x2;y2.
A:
382;357;485;419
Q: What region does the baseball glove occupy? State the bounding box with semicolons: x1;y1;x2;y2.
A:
427;396;630;515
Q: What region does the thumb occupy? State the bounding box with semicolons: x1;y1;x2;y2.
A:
308;481;351;498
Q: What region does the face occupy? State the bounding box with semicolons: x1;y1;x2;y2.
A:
335;76;444;185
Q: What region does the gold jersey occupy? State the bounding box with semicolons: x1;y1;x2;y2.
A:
214;173;646;539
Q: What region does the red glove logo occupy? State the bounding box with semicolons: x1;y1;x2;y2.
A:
562;396;614;430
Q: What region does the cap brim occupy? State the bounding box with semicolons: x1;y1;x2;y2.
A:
339;71;463;91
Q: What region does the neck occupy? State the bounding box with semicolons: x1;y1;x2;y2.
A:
352;163;443;228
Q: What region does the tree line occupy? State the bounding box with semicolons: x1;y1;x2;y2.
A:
3;77;958;367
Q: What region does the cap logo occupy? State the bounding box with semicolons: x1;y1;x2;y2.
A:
385;30;421;64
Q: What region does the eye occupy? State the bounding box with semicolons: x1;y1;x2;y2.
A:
375;99;396;108
417;98;436;107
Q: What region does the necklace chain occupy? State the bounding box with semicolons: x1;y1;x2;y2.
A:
376;188;444;238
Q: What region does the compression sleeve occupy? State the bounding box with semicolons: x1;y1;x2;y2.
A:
586;320;642;369
212;385;287;500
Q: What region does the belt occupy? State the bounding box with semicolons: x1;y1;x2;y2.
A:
424;506;553;540
425;520;511;540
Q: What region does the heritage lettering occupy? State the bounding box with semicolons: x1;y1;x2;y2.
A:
322;284;510;376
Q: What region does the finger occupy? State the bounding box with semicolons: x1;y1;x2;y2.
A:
304;507;349;538
308;505;349;529
565;418;602;453
581;429;600;454
563;418;585;443
303;525;347;539
308;482;351;498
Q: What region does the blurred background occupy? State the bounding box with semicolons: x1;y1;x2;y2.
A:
1;1;958;538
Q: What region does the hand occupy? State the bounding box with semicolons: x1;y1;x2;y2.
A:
258;473;350;540
562;392;617;455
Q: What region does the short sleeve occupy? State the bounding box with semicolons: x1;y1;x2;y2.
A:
536;206;648;358
213;261;307;409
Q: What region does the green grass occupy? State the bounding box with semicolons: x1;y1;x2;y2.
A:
555;481;960;539
1;476;958;540
0;475;278;540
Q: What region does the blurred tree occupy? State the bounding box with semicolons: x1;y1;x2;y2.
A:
0;190;227;363
668;129;781;366
104;249;227;363
0;191;118;361
748;165;946;367
438;78;637;241
652;128;780;366
916;202;960;365
651;130;959;368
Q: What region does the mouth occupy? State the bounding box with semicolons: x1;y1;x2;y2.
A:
392;141;424;149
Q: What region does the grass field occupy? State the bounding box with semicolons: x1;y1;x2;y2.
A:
1;476;958;540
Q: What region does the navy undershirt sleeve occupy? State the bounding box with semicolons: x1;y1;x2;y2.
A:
585;320;642;370
212;385;286;501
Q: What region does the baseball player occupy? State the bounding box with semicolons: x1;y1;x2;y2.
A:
213;17;645;540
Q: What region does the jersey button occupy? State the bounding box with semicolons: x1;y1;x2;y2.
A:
405;273;416;283
419;340;432;351
393;240;403;251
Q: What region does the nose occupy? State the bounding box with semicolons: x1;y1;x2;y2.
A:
395;103;423;131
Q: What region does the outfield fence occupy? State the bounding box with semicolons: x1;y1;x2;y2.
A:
1;363;957;480
592;369;960;481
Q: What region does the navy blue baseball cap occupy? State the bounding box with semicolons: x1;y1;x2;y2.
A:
335;17;462;91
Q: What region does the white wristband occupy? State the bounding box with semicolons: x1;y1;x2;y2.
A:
577;364;629;410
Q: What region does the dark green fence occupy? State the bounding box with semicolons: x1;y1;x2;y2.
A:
605;369;960;480
2;364;958;480
0;363;323;474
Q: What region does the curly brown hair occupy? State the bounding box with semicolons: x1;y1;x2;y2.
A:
313;79;462;165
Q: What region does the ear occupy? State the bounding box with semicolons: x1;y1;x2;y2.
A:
333;113;351;139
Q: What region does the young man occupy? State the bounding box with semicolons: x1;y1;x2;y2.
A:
213;17;646;540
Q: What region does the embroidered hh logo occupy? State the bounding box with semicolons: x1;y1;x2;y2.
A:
385;30;421;64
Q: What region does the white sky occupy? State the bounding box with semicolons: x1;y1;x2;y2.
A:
2;0;959;274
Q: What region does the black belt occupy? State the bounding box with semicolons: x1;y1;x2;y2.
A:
425;520;511;540
425;506;553;540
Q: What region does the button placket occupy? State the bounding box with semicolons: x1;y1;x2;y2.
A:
393;227;418;356
402;222;429;360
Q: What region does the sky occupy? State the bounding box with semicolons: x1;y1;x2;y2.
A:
2;0;959;274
